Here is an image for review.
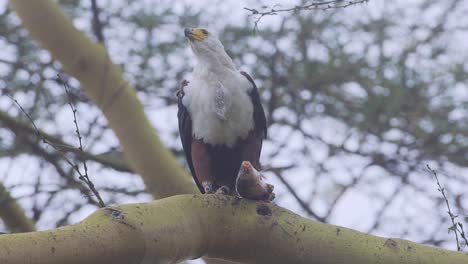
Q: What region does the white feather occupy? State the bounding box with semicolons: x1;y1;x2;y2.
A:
183;69;254;147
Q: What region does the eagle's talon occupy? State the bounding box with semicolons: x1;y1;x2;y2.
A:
202;181;215;194
267;183;274;193
215;185;230;195
267;192;275;202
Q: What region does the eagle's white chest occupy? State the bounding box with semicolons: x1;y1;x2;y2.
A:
183;71;254;147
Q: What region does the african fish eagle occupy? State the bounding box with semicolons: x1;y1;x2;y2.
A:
177;27;267;195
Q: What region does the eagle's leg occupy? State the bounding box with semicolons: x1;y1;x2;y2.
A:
202;182;215;193
215;185;230;195
192;138;218;193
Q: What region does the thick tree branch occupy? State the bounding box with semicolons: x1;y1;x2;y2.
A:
0;183;36;233
10;0;196;198
0;194;465;264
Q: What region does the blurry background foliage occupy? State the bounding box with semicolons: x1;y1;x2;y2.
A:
0;0;467;253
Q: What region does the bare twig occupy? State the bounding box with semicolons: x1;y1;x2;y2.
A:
244;0;370;30
458;222;468;248
426;164;466;251
8;83;106;208
57;74;106;208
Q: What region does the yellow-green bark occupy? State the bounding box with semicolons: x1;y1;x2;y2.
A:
9;0;196;198
0;183;35;233
0;194;465;264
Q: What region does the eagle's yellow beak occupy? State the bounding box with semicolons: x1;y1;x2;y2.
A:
184;28;208;41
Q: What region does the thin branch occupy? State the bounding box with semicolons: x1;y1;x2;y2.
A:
57;74;106;208
26;136;101;207
7;91;106;208
244;0;370;30
426;164;466;251
458;222;468;249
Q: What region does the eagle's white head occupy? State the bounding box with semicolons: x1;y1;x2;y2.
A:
184;28;236;71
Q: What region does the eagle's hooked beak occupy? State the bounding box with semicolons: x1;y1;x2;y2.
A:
184;28;208;41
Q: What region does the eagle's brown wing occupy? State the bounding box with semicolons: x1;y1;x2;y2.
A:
177;81;204;193
240;71;267;139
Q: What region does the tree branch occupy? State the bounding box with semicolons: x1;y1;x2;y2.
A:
0;109;132;173
0;194;465;263
0;183;36;233
90;0;105;44
427;165;468;251
245;0;370;29
271;169;325;222
8;95;106;207
58;75;106;207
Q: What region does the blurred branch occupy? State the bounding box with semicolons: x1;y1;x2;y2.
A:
0;109;132;173
367;180;405;233
0;183;36;233
245;0;370;29
90;0;105;44
323;172;365;221
270;168;325;222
